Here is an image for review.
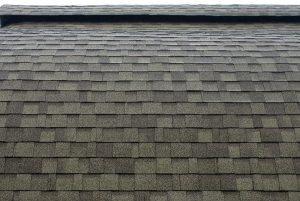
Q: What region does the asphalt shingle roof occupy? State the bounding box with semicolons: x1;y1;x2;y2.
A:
0;4;299;201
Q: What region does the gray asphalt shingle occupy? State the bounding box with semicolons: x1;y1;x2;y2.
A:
0;4;299;201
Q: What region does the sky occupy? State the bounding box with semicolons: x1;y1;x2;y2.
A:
0;0;300;5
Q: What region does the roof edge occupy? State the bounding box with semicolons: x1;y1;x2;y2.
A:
1;5;300;27
2;14;300;27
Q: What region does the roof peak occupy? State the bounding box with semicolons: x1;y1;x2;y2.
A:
2;4;300;15
1;4;300;27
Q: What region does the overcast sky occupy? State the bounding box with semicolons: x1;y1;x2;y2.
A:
0;0;300;5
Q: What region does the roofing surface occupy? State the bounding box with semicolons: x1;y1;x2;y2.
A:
0;4;299;201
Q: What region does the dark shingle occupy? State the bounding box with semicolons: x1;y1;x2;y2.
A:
14;142;34;157
236;175;253;190
96;143;112;157
276;158;294;174
4;158;21;173
258;143;280;157
192;143;207;157
259;159;276;174
135;158;156;173
279;175;298;190
89;158;104;173
180;175;199;190
57;158;79;173
172;158;189;173
221;175;237;190
42;158;57;173
113;143;132;157
116;158;134;173
5;115;22;127
157;175;172;190
139;143;155;157
157;158;172;173
200;175;220;190
207;143;228;157
6;102;24;114
262;175;279;191
55;143;70;157
34;143;55;157
31;174;49;190
198;159;216;173
56;174;74;190
23;158;42;173
156;143;171;157
218;158;233;173
70;143;87;157
279;143;299;157
234;159;251;174
171;143;192;157
135;174;156;190
119;174;134;190
240;143;258;157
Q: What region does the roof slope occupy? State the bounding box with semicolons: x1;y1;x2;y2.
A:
0;5;299;201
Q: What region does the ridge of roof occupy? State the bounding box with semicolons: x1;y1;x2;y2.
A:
2;4;300;16
1;4;300;27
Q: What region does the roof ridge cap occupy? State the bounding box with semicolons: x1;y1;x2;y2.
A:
1;4;300;27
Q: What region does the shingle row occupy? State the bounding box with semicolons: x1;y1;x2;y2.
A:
1;102;299;115
1;36;299;44
3;50;300;58
0;190;299;201
2;71;300;82
1;114;299;128
1;91;299;102
2;55;300;64
4;44;300;52
1;157;299;174
0;142;299;158
1;81;300;92
1;128;299;142
1;59;300;65
1;63;299;73
0;36;299;44
0;173;299;191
